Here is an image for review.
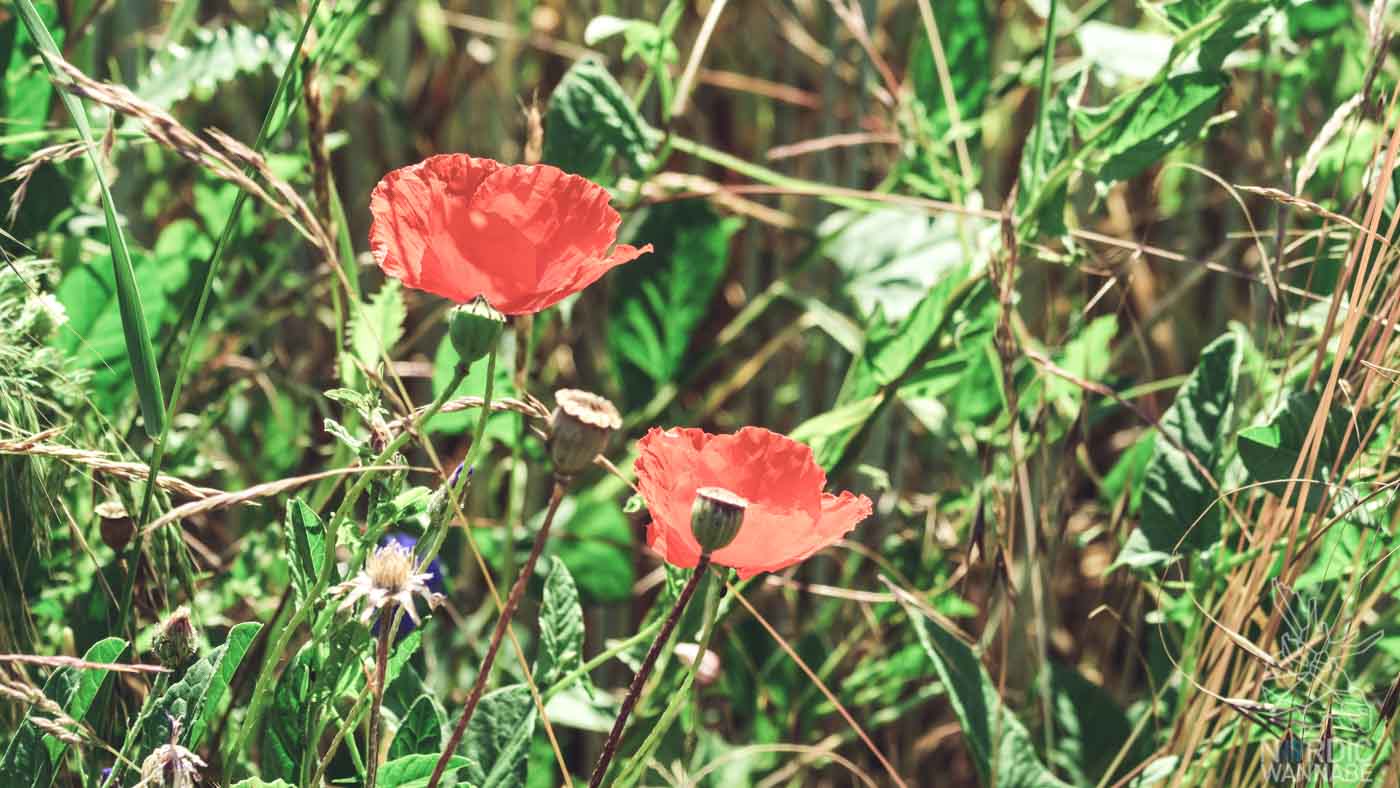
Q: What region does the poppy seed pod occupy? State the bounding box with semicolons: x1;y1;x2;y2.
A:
95;500;133;552
690;487;748;554
549;389;621;477
449;296;505;365
152;606;197;670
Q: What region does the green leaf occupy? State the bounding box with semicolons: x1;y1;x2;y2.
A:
258;646;314;783
542;58;657;181
14;0;165;435
1045;662;1144;784
1238;389;1363;510
907;0;990;139
134;24;294;110
536;557;589;693
0;4;62;161
389;695;444;760
1017;69;1084;237
380;754;471;788
230;781;296;788
345;279;406;387
897;595;1071;787
188;621;260;749
0;637;126;787
282;499;327;603
552;492;635;604
429;330;518;437
1081;70;1227;187
139;622;260;754
607;201;742;408
460;685;537;788
1121;331;1242;565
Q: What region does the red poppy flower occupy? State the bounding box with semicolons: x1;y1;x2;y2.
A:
369;154;652;315
634;426;873;578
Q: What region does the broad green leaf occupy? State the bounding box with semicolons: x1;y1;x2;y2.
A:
389;695;443;760
583;15;678;65
0;637;126;787
282;498;327;603
551;492;635;604
460;685;537;788
542;58;657;181
345;279;405;387
380;754;471;788
1076;22;1172;85
0;4;62;161
1045;662;1144;784
819;207;989;322
258;646;314;783
535;557;588;693
188;621;260;749
898;595;1071;787
140;622;260;754
1238;390;1364;510
1121;331;1242;565
607;201;742;408
790;395;885;448
1081;71;1227;187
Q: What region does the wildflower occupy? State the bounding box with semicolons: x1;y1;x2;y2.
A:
372;533;445;640
368;154;652;314
548;389;621;477
634;427;873;578
138;742;206;788
331;539;444;625
152;607;197;670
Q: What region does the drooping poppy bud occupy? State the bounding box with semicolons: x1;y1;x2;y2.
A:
96;500;133;552
448;296;505;366
548;389;620;478
690;487;747;555
152;607;197;670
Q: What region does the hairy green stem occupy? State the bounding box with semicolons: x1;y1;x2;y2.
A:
588;555;712;788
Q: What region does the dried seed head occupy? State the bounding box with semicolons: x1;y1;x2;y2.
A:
96;499;133;552
548;389;620;477
153;606;197;670
448;295;505;366
690;487;748;555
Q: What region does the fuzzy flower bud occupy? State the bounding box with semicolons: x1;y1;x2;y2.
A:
152;606;197;670
448;296;505;366
690;487;747;554
96;500;133;552
548;389;620;477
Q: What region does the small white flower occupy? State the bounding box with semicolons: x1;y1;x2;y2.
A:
331;540;443;625
137;742;206;788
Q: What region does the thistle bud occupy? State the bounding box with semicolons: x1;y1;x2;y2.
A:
96;500;133;552
690;487;747;554
548;389;620;477
152;606;197;670
448;296;505;366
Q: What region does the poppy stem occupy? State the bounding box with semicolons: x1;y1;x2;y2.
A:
588;554;713;788
613;566;727;785
364;606;394;788
426;478;569;788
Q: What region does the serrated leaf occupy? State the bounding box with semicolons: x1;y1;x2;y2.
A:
542;58;657;181
346;280;406;387
282;498;327;602
258;646;314;783
135;25;294;110
607;201;742;408
380;754;471;788
389;695;443;760
1121;331;1242;566
0;637;126;787
897;594;1071;787
536;557;589;694
1082;71;1227;187
460;685;536;788
139;622;260;755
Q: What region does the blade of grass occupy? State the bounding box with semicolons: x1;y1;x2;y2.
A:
14;0;165;438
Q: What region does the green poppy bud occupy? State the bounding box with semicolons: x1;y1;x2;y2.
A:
548;389;621;478
690;487;747;555
152;606;198;670
448;296;505;366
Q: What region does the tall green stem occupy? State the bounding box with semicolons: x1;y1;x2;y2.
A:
1027;0;1060;194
